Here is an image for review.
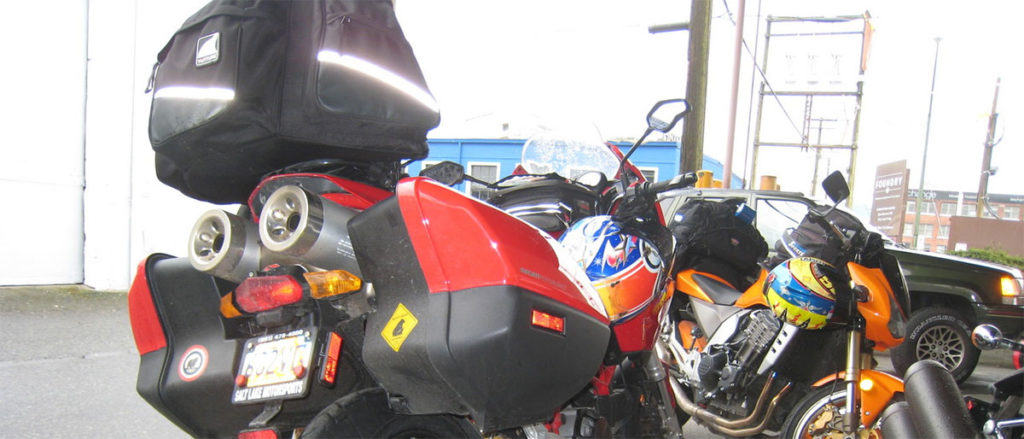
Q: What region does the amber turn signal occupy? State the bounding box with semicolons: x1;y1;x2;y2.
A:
304;270;362;299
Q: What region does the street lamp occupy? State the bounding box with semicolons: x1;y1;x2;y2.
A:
912;38;941;251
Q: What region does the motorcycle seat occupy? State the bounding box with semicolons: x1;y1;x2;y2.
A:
692;273;743;306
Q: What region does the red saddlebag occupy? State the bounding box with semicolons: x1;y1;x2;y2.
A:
148;0;438;204
349;178;611;433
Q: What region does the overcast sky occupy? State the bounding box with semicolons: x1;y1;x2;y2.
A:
395;0;1023;211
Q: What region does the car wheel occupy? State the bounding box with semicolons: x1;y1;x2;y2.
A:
890;307;980;384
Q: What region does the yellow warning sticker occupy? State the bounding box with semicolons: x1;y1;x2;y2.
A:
381;303;418;352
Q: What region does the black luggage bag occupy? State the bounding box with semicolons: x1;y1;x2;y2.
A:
669;198;769;290
148;0;439;203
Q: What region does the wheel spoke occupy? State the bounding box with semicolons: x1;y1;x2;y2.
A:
915;325;965;370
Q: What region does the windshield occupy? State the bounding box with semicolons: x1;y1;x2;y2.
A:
520;131;621;180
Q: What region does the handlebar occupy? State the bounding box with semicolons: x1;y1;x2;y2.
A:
807;205;853;251
632;172;699;198
612;172;697;220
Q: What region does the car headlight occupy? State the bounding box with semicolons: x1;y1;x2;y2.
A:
1001;274;1024;306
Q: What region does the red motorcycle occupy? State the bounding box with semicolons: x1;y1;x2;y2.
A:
128;99;698;438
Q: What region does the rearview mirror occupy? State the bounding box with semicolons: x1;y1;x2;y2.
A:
822;171;850;204
419;161;465;186
646;99;690;133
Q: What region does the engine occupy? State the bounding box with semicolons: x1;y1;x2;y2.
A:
694;309;782;405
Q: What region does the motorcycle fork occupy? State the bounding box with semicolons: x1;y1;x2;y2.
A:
842;315;866;436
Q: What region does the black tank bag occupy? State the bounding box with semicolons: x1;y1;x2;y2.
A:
147;0;439;204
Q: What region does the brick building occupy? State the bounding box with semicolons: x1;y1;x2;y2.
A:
902;189;1024;252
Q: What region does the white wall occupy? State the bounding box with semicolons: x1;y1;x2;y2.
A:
0;1;87;285
0;0;217;289
124;0;221;290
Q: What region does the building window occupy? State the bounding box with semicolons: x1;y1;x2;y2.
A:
903;224;914;237
467;162;499;200
906;201;916;214
961;204;977;217
919;202;936;214
939;203;956;216
938;225;950;239
1005;206;1021;221
936;245;947;253
639;167;658;183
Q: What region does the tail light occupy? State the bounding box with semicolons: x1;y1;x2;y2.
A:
238;429;278;439
234;275;304;313
128;258;167;355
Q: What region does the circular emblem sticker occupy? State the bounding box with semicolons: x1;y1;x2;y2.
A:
178;345;209;382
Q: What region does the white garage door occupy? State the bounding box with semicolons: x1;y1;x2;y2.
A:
0;3;87;285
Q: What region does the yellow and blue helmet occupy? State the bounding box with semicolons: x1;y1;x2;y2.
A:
764;257;837;330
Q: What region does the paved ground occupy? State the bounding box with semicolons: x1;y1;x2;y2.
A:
0;285;185;438
0;285;1015;438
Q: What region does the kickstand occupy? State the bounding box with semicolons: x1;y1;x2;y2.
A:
249;400;283;428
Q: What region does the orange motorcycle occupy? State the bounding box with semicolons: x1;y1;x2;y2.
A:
660;171;912;438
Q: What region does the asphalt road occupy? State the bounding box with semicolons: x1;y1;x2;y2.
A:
0;285;1015;438
0;286;185;438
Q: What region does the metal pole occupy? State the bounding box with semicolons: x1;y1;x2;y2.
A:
845;81;864;208
912;38;940;250
723;0;745;188
748;18;773;187
976;77;1000;217
681;0;712;174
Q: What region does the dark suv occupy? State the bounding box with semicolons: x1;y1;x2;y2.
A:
663;187;1024;383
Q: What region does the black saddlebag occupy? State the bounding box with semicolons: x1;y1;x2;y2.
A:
148;0;439;204
669;198;768;289
130;254;370;437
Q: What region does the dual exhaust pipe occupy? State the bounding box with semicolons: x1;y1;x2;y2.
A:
880;360;981;439
187;185;360;283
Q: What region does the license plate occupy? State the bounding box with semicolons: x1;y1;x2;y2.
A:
232;328;316;404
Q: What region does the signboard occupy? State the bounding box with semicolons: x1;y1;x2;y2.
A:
870;160;910;240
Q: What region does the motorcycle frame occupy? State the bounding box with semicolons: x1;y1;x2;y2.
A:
669;257;907;435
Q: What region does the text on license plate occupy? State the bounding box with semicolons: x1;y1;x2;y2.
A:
232;328;315;404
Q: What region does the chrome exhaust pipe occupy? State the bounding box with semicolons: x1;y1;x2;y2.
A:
657;340;787;437
258;185;360;275
188;210;261;283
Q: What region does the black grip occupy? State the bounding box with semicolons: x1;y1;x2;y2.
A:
638;172;698;196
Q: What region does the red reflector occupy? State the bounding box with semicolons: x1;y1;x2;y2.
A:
320;332;343;385
531;309;565;334
234;275;303;313
128;258;167;355
238;429;278;439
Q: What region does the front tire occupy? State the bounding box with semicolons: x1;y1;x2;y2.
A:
779;386;877;439
890;307;980;384
302;388;481;439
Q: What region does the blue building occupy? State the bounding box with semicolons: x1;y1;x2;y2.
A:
410;138;742;196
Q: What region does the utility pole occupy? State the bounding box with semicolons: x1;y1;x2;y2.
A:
912;38;940;250
976;78;1001;218
722;0;745;187
681;0;712;174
